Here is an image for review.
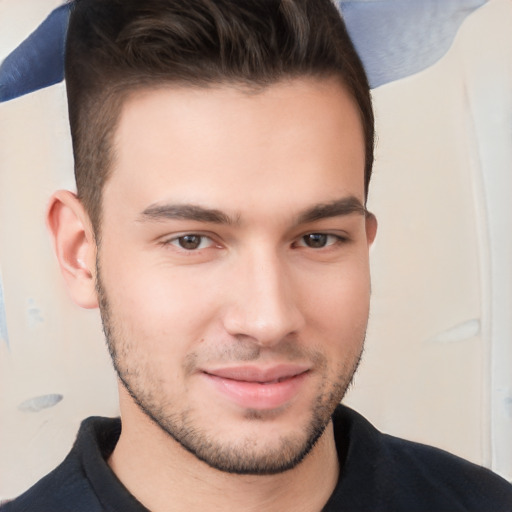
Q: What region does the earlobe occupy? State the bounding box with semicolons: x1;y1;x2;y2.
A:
365;212;378;246
46;190;99;309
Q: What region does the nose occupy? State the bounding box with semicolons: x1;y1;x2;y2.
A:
222;248;305;347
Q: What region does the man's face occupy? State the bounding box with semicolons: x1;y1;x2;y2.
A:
96;78;376;474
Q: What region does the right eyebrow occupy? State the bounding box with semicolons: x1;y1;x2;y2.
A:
137;203;237;225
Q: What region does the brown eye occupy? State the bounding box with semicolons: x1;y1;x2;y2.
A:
177;235;204;250
302;233;328;248
166;234;216;252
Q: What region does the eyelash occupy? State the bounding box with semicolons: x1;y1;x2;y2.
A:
162;232;349;252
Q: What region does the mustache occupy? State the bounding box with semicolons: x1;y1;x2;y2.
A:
183;337;327;375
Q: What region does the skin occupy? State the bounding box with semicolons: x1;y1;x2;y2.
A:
48;77;377;512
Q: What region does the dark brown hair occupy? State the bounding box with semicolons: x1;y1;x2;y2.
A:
65;0;374;234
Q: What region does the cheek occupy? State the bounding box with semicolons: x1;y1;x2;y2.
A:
102;258;222;344
300;261;371;330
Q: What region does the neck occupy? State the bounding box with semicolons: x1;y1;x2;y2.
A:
108;401;340;512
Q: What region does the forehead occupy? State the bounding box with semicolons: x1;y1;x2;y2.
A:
105;78;365;216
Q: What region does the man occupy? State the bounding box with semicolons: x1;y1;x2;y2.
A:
3;0;512;510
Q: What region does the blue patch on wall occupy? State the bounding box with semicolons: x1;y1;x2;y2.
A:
339;0;486;88
0;3;71;102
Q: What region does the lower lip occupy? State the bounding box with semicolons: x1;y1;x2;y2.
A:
203;372;309;410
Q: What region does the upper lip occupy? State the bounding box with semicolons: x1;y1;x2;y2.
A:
202;365;310;383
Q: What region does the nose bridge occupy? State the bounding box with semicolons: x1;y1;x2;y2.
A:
223;243;303;345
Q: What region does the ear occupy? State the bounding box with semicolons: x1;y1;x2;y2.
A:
365;211;378;247
46;190;98;309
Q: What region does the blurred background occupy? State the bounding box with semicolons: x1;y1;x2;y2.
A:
1;0;511;499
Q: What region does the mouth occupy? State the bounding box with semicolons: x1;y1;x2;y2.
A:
200;365;310;410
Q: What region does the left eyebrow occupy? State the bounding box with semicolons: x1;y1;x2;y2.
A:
297;196;368;224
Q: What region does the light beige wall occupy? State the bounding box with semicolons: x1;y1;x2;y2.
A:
345;1;512;483
1;0;511;499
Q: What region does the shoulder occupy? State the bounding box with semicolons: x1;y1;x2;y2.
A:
1;458;101;512
378;431;512;507
328;405;512;511
1;417;121;512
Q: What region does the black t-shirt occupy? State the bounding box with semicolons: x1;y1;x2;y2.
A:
3;405;512;511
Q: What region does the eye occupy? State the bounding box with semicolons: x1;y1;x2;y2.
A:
167;234;215;251
298;233;343;249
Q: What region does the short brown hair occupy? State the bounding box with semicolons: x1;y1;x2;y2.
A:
65;0;373;234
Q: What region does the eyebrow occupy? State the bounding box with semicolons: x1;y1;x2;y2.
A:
297;196;368;224
139;203;236;225
138;196;367;226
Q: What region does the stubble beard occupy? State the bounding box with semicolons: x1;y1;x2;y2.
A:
96;261;365;475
